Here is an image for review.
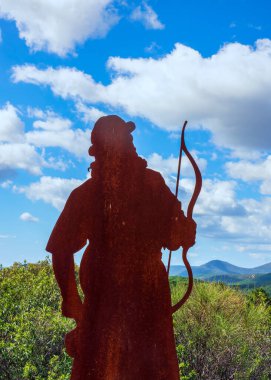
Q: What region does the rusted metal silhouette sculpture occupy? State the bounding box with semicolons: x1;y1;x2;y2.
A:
46;115;200;380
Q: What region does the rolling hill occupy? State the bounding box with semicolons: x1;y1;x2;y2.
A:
169;260;271;278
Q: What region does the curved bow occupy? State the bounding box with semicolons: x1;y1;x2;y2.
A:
168;121;202;314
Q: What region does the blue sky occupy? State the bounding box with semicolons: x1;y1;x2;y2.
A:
0;0;271;268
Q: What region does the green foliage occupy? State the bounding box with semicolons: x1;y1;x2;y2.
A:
172;280;271;379
0;259;74;380
217;273;271;296
246;287;271;307
0;261;270;379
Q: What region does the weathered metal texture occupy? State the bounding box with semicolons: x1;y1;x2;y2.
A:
46;115;195;380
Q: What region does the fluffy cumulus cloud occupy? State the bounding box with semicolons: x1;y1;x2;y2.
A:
0;143;44;175
226;156;271;195
195;179;245;217
0;0;118;56
187;177;271;244
144;151;270;246
220;197;271;243
0;103;43;175
147;152;207;191
20;212;39;222
16;176;84;210
0;103;24;143
130;2;164;30
26;111;91;158
144;151;271;245
0;103;91;176
75;102;106;124
12;65;100;100
12;39;271;152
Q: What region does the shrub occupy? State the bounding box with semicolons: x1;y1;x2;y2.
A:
172;279;271;379
0;259;73;379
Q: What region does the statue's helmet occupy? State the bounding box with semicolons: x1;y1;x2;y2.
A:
89;115;135;157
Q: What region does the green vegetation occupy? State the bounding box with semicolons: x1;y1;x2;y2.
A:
172;278;271;379
0;260;270;379
206;273;271;296
0;260;74;380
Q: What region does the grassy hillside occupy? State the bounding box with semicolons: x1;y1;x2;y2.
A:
0;260;270;379
205;273;271;295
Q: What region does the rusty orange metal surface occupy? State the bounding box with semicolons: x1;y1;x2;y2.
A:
46;115;197;380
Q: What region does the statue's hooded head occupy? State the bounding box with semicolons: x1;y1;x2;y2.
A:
89;115;136;158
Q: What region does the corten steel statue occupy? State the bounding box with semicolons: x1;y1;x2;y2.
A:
46;115;200;380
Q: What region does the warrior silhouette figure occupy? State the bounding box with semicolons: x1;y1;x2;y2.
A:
46;115;197;380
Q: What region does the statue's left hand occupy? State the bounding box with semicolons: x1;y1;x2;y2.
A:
65;327;80;358
61;295;83;323
184;218;197;248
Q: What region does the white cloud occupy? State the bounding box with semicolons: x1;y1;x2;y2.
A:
237;244;271;253
144;152;271;245
0;103;24;143
16;176;83;210
0;103;91;174
226;156;271;195
0;143;44;175
248;24;262;31
214;197;271;243
226;156;271;182
12;65;100;100
0;103;48;175
12;39;271;152
76;102;106;123
145;41;161;54
195;179;242;216
26;126;91;158
26;108;91;157
147;152;207;191
20;212;39;222
46;157;68;172
130;2;164;30
260;181;271;195
33;116;72;131
0;179;12;188
176;177;271;245
27;107;47;119
0;0;119;56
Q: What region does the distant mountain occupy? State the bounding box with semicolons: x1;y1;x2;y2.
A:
169;265;185;276
249;262;271;274
169;260;271;279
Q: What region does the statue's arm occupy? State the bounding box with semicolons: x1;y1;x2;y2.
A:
46;188;88;322
52;251;83;323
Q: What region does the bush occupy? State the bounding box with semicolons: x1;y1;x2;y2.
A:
172;279;271;379
0;259;74;379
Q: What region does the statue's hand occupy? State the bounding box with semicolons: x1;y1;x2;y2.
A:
65;327;80;358
61;295;83;323
184;218;197;248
